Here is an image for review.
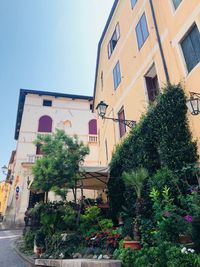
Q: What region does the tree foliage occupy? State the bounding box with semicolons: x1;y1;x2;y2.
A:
32;129;89;198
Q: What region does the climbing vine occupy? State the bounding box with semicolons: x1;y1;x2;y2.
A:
108;83;198;219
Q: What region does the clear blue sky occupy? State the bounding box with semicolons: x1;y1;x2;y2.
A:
0;0;114;179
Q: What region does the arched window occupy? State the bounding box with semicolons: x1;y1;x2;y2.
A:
38;115;52;132
89;119;97;135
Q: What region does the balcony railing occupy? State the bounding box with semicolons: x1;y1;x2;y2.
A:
88;135;98;143
26;154;43;163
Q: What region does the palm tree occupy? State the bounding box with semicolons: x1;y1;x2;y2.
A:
122;168;148;241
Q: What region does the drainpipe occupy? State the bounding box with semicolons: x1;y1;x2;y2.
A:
149;0;170;84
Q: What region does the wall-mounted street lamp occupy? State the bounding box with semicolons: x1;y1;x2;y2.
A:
186;92;200;115
1;165;8;176
27;176;31;189
1;165;14;184
96;101;136;128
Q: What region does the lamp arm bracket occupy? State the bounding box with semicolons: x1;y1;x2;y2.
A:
103;116;136;128
189;92;200;99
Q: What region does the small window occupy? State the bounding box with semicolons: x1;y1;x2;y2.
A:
118;107;126;138
43;100;52;107
172;0;182;10
181;24;200;73
113;61;121;90
108;23;120;58
131;0;137;8
145;64;160;103
36;145;43;155
136;13;149;49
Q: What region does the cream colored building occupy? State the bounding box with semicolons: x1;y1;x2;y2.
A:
5;89;103;227
93;0;200;165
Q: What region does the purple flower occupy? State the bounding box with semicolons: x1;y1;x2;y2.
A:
184;215;193;222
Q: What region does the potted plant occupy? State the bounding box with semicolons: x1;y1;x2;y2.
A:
122;168;148;249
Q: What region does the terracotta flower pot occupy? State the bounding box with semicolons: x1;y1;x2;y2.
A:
179;234;193;244
36;246;43;256
124;240;142;250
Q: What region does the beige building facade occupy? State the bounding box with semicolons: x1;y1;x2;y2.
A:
5;89;100;227
93;0;200;165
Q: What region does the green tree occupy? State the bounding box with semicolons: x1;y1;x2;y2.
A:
32;129;89;202
122;168;148;240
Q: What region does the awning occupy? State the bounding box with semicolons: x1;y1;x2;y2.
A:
78;166;109;190
27;165;110;192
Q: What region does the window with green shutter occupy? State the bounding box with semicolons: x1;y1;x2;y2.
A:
181;24;200;73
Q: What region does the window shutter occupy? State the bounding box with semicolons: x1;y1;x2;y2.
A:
172;0;182;9
107;43;111;58
116;23;120;40
190;26;200;62
117;62;121;85
118;108;126;137
181;25;200;72
38;116;52;132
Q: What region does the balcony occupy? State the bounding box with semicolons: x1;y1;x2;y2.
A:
26;154;43;163
88;134;98;143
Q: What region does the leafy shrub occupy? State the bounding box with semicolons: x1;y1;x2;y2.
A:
121;217;133;239
43;232;82;259
115;242;200;267
150;186;191;243
80;206;101;233
99;219;113;230
23;229;35;251
62;206;76;231
35;229;46;247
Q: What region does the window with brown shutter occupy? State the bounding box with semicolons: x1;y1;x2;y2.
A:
118;107;126;138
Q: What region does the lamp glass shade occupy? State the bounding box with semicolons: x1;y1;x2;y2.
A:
186;98;200;115
2;165;8;174
96;101;108;117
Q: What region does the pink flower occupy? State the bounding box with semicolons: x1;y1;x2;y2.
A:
184;215;193;222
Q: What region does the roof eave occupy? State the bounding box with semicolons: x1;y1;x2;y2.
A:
92;0;119;112
14;89;93;140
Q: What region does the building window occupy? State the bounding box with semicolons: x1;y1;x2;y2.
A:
131;0;137;8
180;24;200;73
38;115;52;132
145;64;159;103
43;100;52;107
113;61;121;90
36;145;43;155
136;13;149;49
108;23;120;58
118;107;126;138
89;119;97;135
172;0;182;10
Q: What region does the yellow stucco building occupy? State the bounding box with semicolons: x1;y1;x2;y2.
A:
0;181;10;217
93;0;200;165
